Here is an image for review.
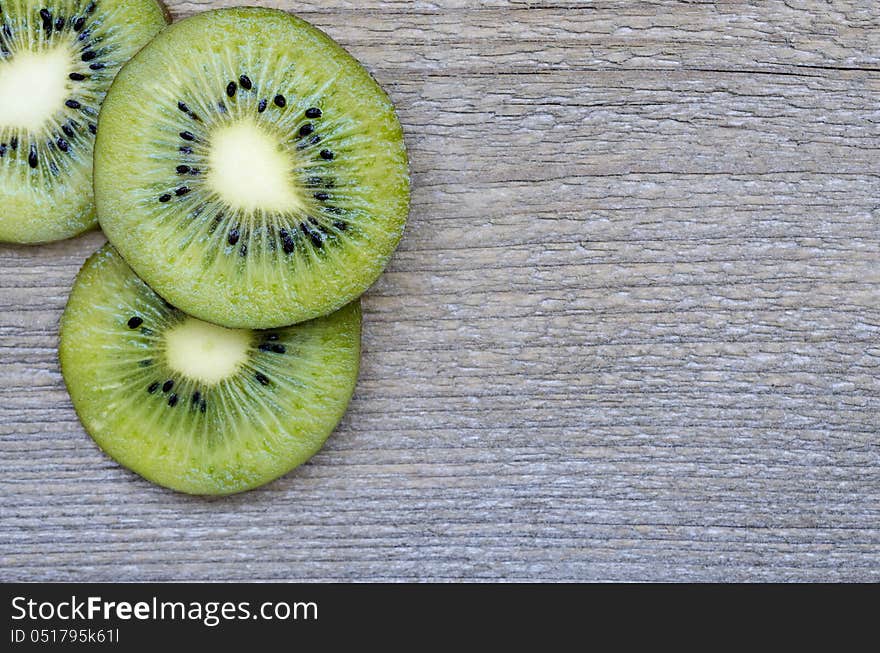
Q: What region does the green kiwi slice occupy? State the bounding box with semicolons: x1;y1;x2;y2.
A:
95;7;410;329
60;244;361;495
0;0;168;243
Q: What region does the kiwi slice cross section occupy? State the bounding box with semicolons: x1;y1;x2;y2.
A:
60;244;362;495
0;0;168;243
95;7;410;329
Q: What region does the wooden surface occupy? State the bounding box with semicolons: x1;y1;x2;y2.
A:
1;0;879;582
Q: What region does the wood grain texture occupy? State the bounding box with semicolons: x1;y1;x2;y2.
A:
1;0;878;582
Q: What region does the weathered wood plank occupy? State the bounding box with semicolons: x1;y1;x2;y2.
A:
0;0;878;581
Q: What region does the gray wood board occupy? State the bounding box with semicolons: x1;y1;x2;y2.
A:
1;1;878;581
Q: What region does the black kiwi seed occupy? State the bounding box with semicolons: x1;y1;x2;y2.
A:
176;165;190;174
69;72;86;81
54;16;64;31
305;107;322;118
273;94;286;108
271;344;286;354
208;213;223;234
62;124;74;137
192;391;201;404
168;394;179;407
10;137;17;150
89;62;104;70
226;81;236;97
0;144;6;157
159;194;171;203
162;380;174;393
258;99;267;113
88;123;97;135
147;381;160;394
139;359;152;367
177;101;197;119
127;316;143;329
179;146;192;155
320;149;335;160
239;75;252;90
279;228;295;254
309;135;322;145
77;29;90;42
39;8;51;27
175;186;190;197
255;372;270;386
86;2;97;14
180;131;195;141
81;50;97;62
227;228;240;245
314;192;330;201
299;124;313;137
73;16;86;31
333;220;348;231
26;145;37;168
300;222;323;247
239;243;248;257
66;99;81;109
199;399;207;413
56;138;69;152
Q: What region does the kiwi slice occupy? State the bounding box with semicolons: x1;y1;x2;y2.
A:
0;0;167;243
60;244;361;495
94;7;410;329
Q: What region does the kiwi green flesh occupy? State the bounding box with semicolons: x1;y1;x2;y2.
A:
0;0;168;243
60;244;362;495
95;7;410;328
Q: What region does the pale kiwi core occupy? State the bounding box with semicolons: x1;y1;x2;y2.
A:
163;317;252;384
0;46;74;131
207;120;306;213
